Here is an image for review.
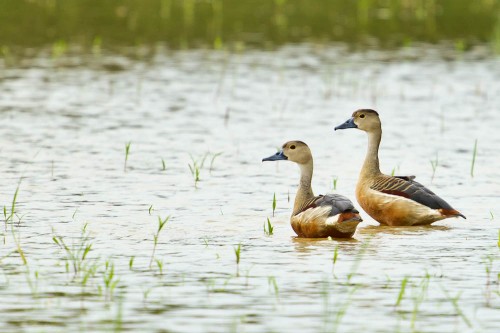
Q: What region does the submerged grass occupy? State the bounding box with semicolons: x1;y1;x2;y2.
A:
53;223;94;280
441;287;472;328
3;181;21;227
234;243;241;275
11;221;27;265
150;215;170;268
268;276;279;299
471;139;478;177
264;217;274;236
410;274;430;330
101;260;120;301
129;256;135;270
188;154;207;188
234;243;241;265
332;245;339;275
155;258;164;275
124;141;131;172
430;152;438;182
272;193;276;217
395;276;408;307
3;181;27;265
188;152;223;187
209;152;222;174
332;176;338;190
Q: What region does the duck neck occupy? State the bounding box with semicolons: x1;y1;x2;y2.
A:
293;160;315;216
361;129;382;178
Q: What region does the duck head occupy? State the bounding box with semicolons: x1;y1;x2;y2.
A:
262;141;312;165
335;109;381;133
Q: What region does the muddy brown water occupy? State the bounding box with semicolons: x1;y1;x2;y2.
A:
0;45;499;332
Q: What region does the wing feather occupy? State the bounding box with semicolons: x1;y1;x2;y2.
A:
295;194;358;217
371;175;454;210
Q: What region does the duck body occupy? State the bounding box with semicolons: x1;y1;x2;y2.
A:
291;194;362;238
263;141;362;238
356;175;458;226
336;109;465;226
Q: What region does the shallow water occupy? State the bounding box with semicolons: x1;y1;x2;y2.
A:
0;45;499;332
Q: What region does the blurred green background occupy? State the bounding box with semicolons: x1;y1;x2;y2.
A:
1;0;499;54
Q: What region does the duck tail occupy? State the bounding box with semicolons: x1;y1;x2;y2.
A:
439;209;466;219
338;211;363;223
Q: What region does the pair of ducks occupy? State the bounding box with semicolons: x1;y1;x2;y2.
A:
263;109;465;238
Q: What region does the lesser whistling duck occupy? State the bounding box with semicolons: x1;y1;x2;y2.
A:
335;109;465;226
262;141;363;238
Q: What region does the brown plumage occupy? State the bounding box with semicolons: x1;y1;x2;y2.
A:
335;109;465;226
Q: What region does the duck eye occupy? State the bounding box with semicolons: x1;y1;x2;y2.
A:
359;114;365;118
290;145;296;150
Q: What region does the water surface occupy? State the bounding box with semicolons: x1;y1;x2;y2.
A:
0;45;499;332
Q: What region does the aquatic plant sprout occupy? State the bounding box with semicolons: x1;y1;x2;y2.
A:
234;243;241;266
430;152;438;182
272;192;277;217
150;215;170;268
332;176;338;190
471;139;478;177
124;141;131;172
264;217;274;236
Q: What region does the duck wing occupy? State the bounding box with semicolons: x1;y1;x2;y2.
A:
296;194;358;217
394;175;415;181
371;174;465;218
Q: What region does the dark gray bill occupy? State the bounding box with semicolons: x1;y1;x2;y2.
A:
262;150;288;162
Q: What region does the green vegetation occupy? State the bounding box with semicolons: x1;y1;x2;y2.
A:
410;274;430;329
471;139;478;177
51;39;68;58
441;288;472;328
272;193;276;217
150;215;170;268
332;176;338;190
53;223;94;280
188;160;201;188
155;258;164;275
209;152;222;174
268;276;279;298
129;256;135;270
234;243;241;267
3;181;21;226
101;260;119;301
395;276;408;307
188;153;208;188
430;152;438;182
332;245;339;275
264;217;274;236
0;1;498;54
124;141;131;172
188;152;222;187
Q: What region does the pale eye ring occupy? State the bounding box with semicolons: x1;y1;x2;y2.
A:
290;145;296;150
360;114;365;118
